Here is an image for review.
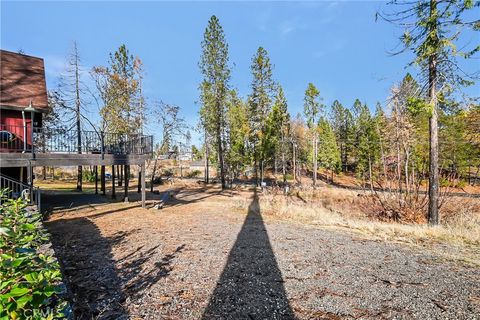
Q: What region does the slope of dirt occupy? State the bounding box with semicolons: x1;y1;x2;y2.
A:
44;186;480;319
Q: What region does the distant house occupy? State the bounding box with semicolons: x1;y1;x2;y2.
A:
178;151;192;161
189;160;205;172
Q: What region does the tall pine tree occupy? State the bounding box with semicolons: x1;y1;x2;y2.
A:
248;47;276;186
303;83;323;186
199;16;231;189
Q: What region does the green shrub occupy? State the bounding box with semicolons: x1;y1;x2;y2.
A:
0;190;69;319
162;169;174;177
83;171;96;183
186;170;202;178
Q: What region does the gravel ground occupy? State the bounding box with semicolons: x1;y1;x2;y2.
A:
44;186;480;320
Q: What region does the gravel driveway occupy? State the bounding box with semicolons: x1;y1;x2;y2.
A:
44;187;480;319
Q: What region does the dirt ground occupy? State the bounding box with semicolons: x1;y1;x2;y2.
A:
44;183;480;320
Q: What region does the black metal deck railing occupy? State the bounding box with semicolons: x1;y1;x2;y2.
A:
0;174;41;211
0;124;153;156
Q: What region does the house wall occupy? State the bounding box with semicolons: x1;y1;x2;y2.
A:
0;109;42;149
0;109;32;144
0;109;43;181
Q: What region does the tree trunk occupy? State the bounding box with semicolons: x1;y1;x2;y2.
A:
254;153;258;186
74;43;82;192
474;165;480;186
468;161;471;186
124;165;130;202
282;141;286;184
94;165;98;194
112;165;116;199
101;165;106;196
368;154;374;192
274;155;278;177
427;0;439;225
260;160;264;186
138;169;141;193
151;159;157;192
204;129;209;184
293;143;296;182
117;165;122;187
216;122;226;189
313;133;318;187
405;149;410;195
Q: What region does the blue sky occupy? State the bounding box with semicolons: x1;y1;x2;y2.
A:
2;1;478;145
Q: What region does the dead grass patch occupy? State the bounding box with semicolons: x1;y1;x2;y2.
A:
257;187;480;265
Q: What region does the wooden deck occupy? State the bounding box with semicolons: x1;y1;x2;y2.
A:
0;152;150;167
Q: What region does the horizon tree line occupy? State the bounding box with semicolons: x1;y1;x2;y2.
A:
198;7;479;224
42;1;479;225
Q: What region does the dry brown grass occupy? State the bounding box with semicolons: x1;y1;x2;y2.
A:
254;186;480;265
37;179;480;264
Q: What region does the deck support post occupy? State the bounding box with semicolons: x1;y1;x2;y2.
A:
27;162;32;186
94;165;98;194
124;165;129;202
101;165;106;196
137;169;141;193
141;163;146;208
112;165;116;199
117;165;122;187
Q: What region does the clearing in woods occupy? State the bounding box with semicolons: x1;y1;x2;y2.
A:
44;182;480;319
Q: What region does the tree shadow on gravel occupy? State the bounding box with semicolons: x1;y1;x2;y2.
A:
202;189;295;319
46;217;184;320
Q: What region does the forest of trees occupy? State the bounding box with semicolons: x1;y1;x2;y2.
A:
44;1;479;225
197;2;479;224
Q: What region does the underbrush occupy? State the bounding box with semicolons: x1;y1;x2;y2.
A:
255;186;480;263
0;192;69;319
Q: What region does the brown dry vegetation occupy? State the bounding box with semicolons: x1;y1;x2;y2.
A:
252;185;480;265
43;182;480;319
39;178;480;264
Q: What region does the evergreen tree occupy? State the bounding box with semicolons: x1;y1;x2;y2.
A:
330;100;354;172
199;15;231;189
317;118;341;183
374;102;388;178
226;89;249;180
356;104;380;189
303;83;323;186
248;47;276;185
265;86;290;183
93;44;144;135
380;0;479;224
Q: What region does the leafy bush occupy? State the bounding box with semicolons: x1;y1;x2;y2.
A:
186;170;202;178
82;171;96;183
162;169;174;177
0;191;69;319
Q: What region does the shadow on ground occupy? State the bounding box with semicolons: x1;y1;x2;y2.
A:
202;190;295;319
46;214;184;319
